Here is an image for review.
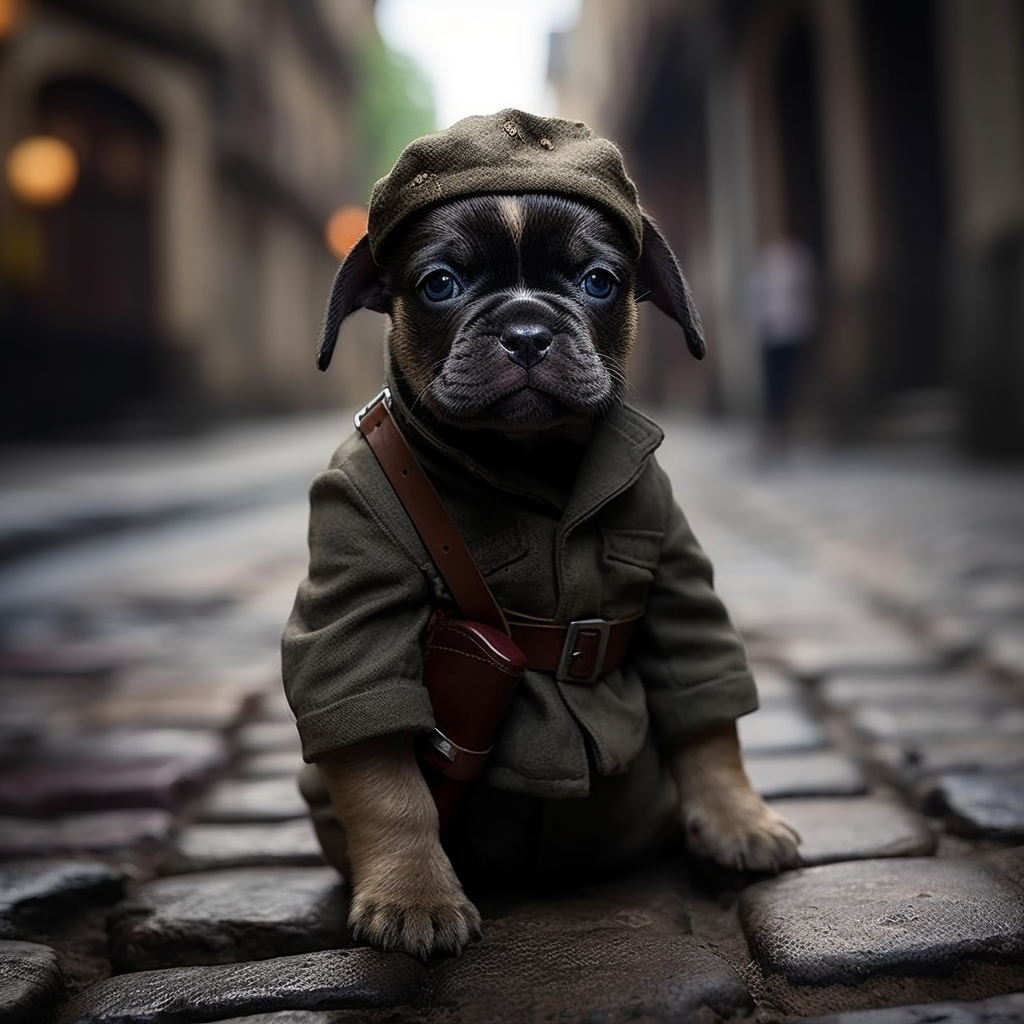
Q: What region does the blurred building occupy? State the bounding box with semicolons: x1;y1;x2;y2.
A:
553;0;1024;457
0;0;386;439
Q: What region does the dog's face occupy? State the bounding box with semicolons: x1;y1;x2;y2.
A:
385;195;636;433
316;192;706;435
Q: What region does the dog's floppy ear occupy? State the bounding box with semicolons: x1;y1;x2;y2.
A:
316;234;390;371
635;212;706;360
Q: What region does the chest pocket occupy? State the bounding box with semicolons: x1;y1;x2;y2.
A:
600;528;663;617
469;522;530;578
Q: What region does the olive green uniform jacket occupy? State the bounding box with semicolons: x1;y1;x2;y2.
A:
281;386;758;808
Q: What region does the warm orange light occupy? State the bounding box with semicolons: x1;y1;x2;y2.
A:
325;205;368;259
0;0;28;39
6;135;79;206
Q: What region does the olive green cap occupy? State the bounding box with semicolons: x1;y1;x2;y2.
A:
367;109;644;260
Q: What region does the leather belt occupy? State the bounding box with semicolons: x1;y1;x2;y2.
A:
508;616;639;684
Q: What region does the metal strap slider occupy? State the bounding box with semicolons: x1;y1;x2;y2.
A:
353;387;392;429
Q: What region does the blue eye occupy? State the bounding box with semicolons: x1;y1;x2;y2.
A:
419;268;462;302
581;268;617;299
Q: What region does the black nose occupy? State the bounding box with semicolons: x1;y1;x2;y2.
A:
500;324;553;370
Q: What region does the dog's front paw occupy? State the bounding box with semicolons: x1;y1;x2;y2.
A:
349;860;481;959
683;790;801;874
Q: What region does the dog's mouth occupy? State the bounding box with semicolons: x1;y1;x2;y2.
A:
478;386;583;433
427;364;613;433
424;330;618;432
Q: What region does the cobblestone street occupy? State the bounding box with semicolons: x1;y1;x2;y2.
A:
1;412;1023;1024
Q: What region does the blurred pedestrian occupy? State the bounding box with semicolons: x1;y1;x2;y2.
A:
746;237;817;454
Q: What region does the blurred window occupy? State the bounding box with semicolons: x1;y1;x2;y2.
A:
34;77;163;334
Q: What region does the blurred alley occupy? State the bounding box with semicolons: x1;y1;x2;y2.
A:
1;407;1023;1020
2;1;1024;1022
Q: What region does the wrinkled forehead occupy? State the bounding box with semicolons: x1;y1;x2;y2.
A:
383;194;633;273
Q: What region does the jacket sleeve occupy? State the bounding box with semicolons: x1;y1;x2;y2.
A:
631;465;758;741
280;458;436;763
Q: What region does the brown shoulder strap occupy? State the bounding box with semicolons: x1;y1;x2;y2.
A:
355;391;510;635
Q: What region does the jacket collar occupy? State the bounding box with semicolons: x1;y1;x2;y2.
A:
383;365;664;520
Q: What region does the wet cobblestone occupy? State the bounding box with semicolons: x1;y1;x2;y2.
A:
0;939;66;1023
0;862;126;940
107;868;350;972
165;820;326;874
1;414;1022;1022
746;750;868;799
739;857;1024;985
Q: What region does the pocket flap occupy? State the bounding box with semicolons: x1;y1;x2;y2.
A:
602;528;663;570
470;522;530;577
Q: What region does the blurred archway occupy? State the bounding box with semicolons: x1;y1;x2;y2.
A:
2;77;165;436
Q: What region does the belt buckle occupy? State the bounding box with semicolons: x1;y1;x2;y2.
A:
353;387;392;429
557;618;611;684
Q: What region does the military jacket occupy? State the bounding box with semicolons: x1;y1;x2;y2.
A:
281;386;758;799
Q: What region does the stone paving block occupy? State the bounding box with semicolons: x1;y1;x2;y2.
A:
800;991;1024;1023
200;779;308;823
0;725;37;764
76;665;270;732
984;845;1024;890
426;869;752;1024
925;614;989;662
116;663;278;696
769;796;936;866
236;723;301;754
255;689;297;724
747;751;868;799
732;613;858;653
165;820;325;873
108;867;349;971
0;939;66;1024
988;629;1024;678
81;689;257;732
0;809;174;859
0;676;106;743
0;643;131;679
739;858;1024;987
871;735;1024;785
851;703;1024;743
53;728;231;777
780;634;941;683
924;769;1024;839
0;861;125;939
239;752;303;779
429;930;751;1023
56;948;425;1024
750;664;806;704
962;577;1024;619
0;758;208;815
819;671;1003;710
737;701;828;753
209;1015;351;1024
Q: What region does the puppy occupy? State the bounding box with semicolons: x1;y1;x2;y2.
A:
283;112;799;961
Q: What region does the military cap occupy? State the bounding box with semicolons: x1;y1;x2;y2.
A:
367;109;644;260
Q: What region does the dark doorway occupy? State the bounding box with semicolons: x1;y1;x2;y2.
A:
774;17;827;265
625;20;712;408
1;78;165;438
859;0;949;393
